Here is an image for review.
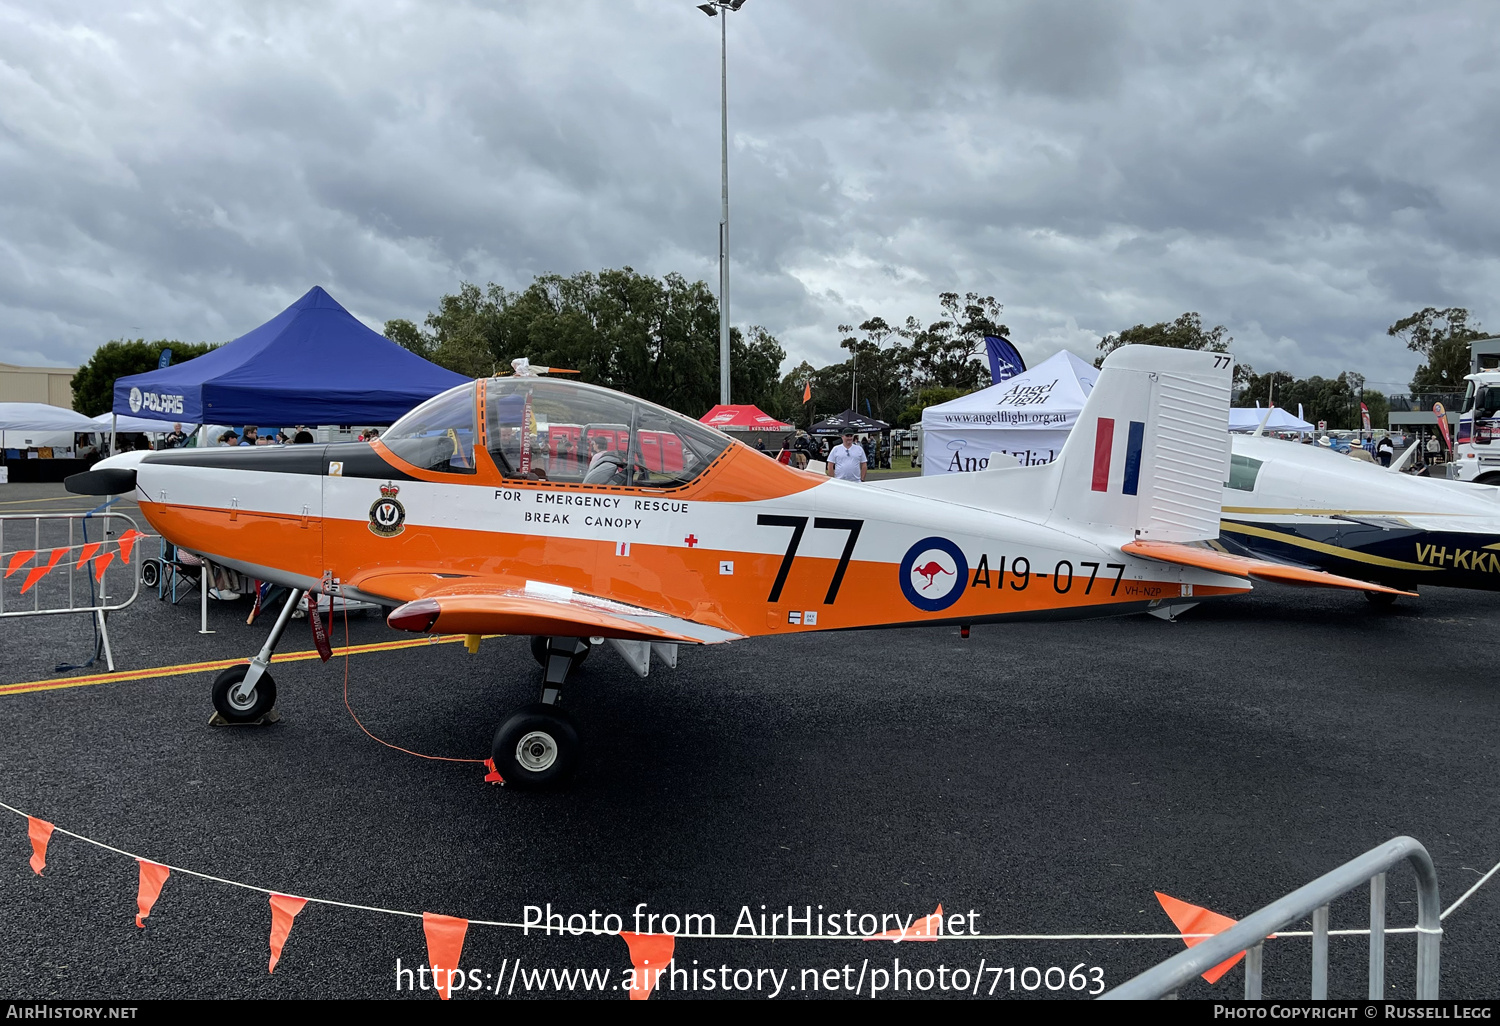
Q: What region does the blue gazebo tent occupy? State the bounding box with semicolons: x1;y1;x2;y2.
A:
113;286;469;426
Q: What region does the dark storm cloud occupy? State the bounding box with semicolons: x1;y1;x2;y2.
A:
1;0;1498;394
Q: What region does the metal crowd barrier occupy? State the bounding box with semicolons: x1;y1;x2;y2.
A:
0;512;143;671
1102;835;1441;1000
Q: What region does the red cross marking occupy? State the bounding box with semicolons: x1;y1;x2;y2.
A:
684;534;699;548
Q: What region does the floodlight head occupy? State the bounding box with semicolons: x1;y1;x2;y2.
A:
697;3;718;14
728;0;748;8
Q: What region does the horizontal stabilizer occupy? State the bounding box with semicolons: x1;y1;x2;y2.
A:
1123;540;1416;597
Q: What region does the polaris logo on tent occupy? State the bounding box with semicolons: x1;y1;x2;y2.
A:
128;387;184;416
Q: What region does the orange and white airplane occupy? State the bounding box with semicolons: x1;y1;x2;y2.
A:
70;346;1404;785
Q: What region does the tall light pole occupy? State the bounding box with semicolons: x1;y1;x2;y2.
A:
698;0;747;406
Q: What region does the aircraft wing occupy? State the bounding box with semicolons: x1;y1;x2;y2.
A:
1122;540;1417;597
364;573;744;645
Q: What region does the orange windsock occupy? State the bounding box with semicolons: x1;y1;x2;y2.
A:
92;552;115;584
1154;891;1244;984
422;912;468;1000
867;904;944;941
27;817;54;875
20;548;66;594
6;550;36;578
268;894;309;974
136;860;171;928
621;932;676;1000
75;542;101;569
117;530;143;565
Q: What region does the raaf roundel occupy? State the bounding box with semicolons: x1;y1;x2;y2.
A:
71;348;1407;786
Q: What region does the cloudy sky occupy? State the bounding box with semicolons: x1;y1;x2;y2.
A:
3;0;1498;393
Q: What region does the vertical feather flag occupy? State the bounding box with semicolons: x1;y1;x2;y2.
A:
803;380;811;403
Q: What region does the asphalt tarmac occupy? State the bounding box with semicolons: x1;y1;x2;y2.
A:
0;488;1496;1001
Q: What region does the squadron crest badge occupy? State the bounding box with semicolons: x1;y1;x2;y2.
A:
368;482;406;537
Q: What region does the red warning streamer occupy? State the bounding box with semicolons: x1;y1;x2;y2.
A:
20;548;67;594
27;817;54;875
1155;891;1249;984
621;932;676;1000
5;550;35;579
268;894;309;974
423;912;468;1000
136;860;171;928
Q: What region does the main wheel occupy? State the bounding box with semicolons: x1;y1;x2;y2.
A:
1365;590;1399;607
529;635;590;669
492;704;578;787
140;559;160;588
212;664;277;722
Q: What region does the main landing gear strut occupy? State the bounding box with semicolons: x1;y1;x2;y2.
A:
489;636;592;787
210;588;306;723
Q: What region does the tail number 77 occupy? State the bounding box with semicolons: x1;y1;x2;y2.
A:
756;516;864;604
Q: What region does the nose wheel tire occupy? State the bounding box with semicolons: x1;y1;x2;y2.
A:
211;664;277;723
140;559;160;588
493;703;578;787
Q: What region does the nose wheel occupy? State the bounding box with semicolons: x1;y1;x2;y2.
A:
492;704;578;787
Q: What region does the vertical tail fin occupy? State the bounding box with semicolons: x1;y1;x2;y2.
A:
1047;345;1232;542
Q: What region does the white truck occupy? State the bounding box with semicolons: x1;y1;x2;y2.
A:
1453;370;1500;484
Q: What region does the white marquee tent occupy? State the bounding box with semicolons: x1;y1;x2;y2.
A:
921;350;1098;476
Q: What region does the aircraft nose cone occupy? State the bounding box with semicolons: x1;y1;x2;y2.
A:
65;467;137;495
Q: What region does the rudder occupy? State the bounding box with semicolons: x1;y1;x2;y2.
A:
1047;345;1232;542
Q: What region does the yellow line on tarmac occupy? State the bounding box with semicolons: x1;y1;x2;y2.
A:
0;634;498;697
0;495;85;506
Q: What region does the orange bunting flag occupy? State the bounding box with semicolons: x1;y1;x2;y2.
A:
117;530;143;565
422;912;469;1000
27;817;54;875
1155;891;1250;984
92;552;116;584
5;550;35;578
75;542;101;569
621;932;676;1001
136;860;171;928
20;548;66;594
268;894;309;974
482;758;504;785
867;904;944;941
803;380;812;403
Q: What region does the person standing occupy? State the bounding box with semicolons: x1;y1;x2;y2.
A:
826;430;867;482
164;423;187;448
1376;434;1394;467
1426;433;1441;464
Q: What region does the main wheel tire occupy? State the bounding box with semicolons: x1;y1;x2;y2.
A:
1365;590;1398;607
140;559;160;588
492;703;579;787
212;664;277;722
529;635;590;669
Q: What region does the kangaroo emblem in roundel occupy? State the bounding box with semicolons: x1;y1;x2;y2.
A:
368;482;406;537
899;537;969;612
913;561;953;590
